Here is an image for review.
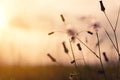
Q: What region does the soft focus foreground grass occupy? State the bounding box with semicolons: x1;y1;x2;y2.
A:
0;65;117;80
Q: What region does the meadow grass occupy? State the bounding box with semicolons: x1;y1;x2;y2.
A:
0;1;119;80
47;1;120;80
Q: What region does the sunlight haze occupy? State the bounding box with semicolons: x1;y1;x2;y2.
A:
0;0;119;65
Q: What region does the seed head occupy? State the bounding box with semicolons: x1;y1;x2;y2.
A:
48;32;54;35
71;60;75;64
77;43;82;51
102;52;109;62
66;29;76;36
99;0;105;12
60;14;65;22
62;41;69;53
71;36;76;42
66;28;77;42
91;22;101;32
47;53;56;62
87;31;93;35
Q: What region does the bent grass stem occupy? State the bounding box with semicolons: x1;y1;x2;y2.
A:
76;36;100;59
96;32;107;80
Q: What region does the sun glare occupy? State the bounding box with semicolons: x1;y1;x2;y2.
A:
0;6;8;29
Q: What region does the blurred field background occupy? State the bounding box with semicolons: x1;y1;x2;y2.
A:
0;0;120;80
0;65;117;80
0;0;119;65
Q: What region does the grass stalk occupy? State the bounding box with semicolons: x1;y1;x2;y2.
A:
68;39;78;71
68;39;80;80
76;43;87;65
103;12;120;80
103;12;115;31
104;29;118;52
81;50;87;66
76;36;100;59
114;5;120;31
96;32;107;80
103;12;119;53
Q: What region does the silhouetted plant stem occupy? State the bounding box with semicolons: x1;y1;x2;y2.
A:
115;5;120;31
96;32;107;80
103;12;119;53
103;11;120;80
81;50;87;65
68;39;78;71
104;29;118;52
76;43;87;65
68;39;80;80
103;12;114;31
76;37;100;59
114;32;119;54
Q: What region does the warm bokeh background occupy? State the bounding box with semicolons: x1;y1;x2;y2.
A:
0;0;119;65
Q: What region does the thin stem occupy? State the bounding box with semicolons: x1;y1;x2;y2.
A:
81;50;87;66
103;12;119;54
103;11;120;80
114;31;119;54
105;13;120;80
103;12;119;53
77;30;88;35
115;5;120;31
68;39;79;74
104;29;118;52
76;36;100;59
77;30;86;34
53;30;65;34
115;29;119;50
96;32;107;80
103;12;115;31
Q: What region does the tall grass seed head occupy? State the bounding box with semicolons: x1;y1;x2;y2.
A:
47;53;56;62
60;14;65;22
99;0;105;12
62;41;69;53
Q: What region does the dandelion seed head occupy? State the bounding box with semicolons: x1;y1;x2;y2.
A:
79;16;101;32
66;28;78;42
92;22;100;31
89;19;101;32
66;29;76;36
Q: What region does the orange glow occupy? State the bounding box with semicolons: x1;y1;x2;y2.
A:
0;6;8;29
0;0;118;65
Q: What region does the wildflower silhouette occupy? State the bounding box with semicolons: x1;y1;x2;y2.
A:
48;14;98;80
99;0;120;80
48;14;99;58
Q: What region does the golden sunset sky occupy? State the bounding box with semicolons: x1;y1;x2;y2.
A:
0;0;119;65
